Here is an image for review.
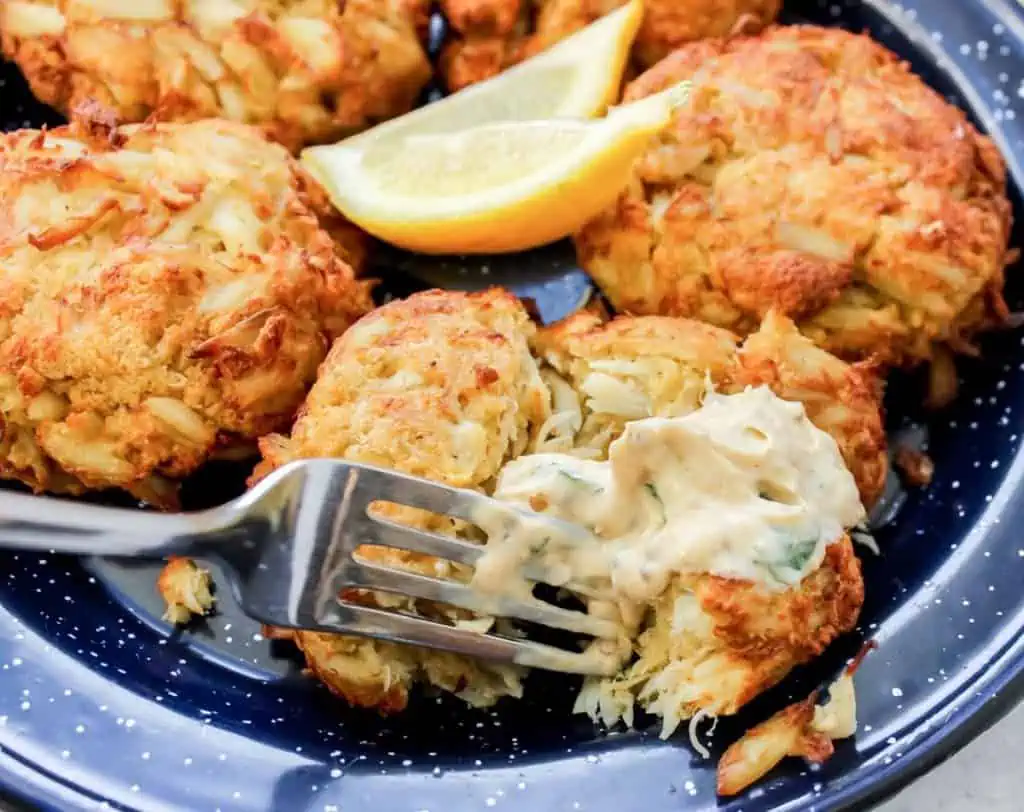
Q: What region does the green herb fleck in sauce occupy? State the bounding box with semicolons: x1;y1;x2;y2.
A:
760;536;819;584
784;538;818;571
644;482;667;526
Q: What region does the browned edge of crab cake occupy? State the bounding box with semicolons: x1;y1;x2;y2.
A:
632;0;780;67
733;311;888;508
680;534;863;716
438;0;781;92
575;25;1013;371
248;288;551;712
533;309;887;507
0;0;432;151
0;116;372;507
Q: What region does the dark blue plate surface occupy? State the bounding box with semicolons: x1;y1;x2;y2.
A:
2;1;1024;810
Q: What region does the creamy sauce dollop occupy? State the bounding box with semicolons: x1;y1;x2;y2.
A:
472;387;865;605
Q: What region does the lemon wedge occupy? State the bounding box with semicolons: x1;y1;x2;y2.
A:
332;0;642;150
303;85;686;254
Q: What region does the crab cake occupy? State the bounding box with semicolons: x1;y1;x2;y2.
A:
491;378;865;739
0;0;432;151
575;26;1013;369
533;309;887;507
0;118;372;506
439;0;779;92
253;288;551;712
526;311;874;735
574;535;862;737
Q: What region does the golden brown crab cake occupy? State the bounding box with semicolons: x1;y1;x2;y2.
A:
439;0;780;92
532;310;887;507
0;0;432;151
0;118;371;506
253;288;551;712
575;535;863;737
575;26;1013;369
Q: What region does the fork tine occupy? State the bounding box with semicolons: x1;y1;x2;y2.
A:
319;601;619;676
342;560;620;639
360;516;602;593
354;465;595;547
354;465;474;521
360;515;585;588
362;516;484;568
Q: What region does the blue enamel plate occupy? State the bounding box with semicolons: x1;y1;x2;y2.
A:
1;1;1024;810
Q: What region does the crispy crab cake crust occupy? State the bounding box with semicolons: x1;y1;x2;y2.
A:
0;118;372;505
254;288;551;712
575;25;1013;367
533;309;887;507
0;0;432;150
439;0;780;92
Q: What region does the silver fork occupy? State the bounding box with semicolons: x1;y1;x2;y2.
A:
0;459;620;676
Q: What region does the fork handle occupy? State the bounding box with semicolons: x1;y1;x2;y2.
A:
0;489;226;558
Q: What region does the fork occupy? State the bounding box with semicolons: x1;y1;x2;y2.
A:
0;459;620;676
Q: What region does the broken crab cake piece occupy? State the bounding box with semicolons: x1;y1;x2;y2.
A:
491;381;866;739
0;0;432;151
521;309;874;737
575;26;1013;370
532;309;887;507
0;118;372;507
717;660;861;795
439;0;780;92
253;288;551;712
158;556;215;625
